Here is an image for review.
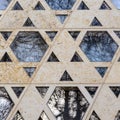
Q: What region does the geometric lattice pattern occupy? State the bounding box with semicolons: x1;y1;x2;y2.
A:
0;0;120;120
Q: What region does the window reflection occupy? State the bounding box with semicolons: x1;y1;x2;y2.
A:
111;0;120;9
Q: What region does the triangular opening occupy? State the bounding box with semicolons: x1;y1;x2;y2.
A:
38;111;49;120
12;87;24;98
118;57;120;62
13;111;24;120
109;86;120;98
24;67;36;77
1;32;12;41
60;71;73;81
36;87;49;98
47;52;59;62
114;31;120;39
46;31;57;41
77;1;89;10
99;1;111;10
68;31;80;40
90;17;102;26
89;111;100;120
85;86;98;98
34;1;45;10
23;17;35;27
56;15;68;24
45;0;76;10
0;52;12;62
71;52;83;62
12;1;23;10
95;67;108;78
115;111;120;119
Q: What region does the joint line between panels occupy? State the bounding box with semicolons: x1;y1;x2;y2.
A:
84;41;120;119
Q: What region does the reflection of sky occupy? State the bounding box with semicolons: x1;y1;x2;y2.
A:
112;0;120;9
0;0;120;10
0;0;10;10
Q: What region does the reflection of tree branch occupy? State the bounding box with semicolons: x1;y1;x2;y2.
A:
6;0;11;3
48;87;89;120
75;91;81;120
63;91;69;119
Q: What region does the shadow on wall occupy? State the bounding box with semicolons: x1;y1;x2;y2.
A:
0;0;120;10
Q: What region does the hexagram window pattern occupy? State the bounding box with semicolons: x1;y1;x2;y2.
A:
0;0;120;120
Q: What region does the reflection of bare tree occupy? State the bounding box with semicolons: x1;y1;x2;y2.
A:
39;112;49;120
0;87;14;120
45;0;76;10
12;111;24;120
115;111;120;120
109;87;120;98
48;87;89;120
80;31;118;62
89;111;100;120
85;87;98;98
10;32;48;62
36;87;49;98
